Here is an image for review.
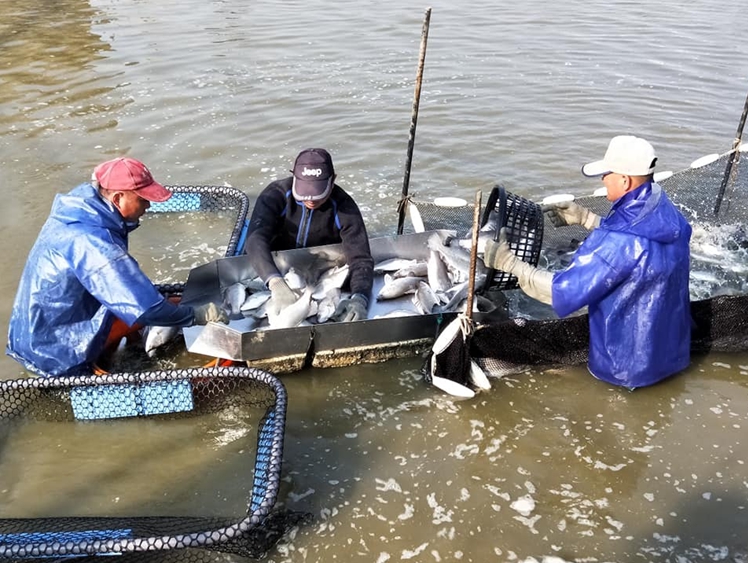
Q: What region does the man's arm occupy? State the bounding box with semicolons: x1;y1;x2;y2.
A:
244;181;289;283
337;193;374;299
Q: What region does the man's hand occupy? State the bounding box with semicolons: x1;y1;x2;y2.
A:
331;293;369;323
483;228;553;304
542;201;600;230
268;277;299;316
193;302;229;325
483;228;519;273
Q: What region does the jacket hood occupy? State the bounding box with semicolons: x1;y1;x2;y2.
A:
603;182;686;244
50;183;129;234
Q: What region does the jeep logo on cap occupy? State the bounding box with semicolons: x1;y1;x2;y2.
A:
301;167;323;177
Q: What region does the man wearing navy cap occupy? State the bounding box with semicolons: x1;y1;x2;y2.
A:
482;135;692;389
6;157;228;377
244;148;374;322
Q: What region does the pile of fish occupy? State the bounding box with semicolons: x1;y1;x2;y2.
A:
142;231;501;357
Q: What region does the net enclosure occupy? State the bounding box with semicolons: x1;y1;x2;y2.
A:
405;143;748;382
0;366;310;562
0;186;311;561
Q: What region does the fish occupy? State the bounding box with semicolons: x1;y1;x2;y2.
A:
376;275;423;301
316;288;342;323
374;258;420;273
413;281;439;314
427;250;452;293
455;231;497;254
267;287;313;329
428;233;488;282
284;267;307;291
222;282;248;316
392;261;429;279
240;290;272;312
143;325;182;357
372;309;420;319
312;264;349;300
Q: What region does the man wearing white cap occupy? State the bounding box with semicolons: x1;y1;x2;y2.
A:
7;157;228;377
244;148;374;323
483;135;692;388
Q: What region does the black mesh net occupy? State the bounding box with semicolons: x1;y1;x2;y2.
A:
406;147;748;379
0;367;310;561
152;186;250;261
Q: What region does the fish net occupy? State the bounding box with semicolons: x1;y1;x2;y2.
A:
406;146;748;380
0;367;311;561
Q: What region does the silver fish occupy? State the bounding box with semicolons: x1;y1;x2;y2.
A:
374;258;419;273
428;233;488;281
372;309;420;319
413;281;439;314
240;290;272;312
312;264;349;300
267;287;313;329
143;325;181;357
222;282;247;316
316;288;342;323
427;250;452;293
376;275;423;301
284;267;306;291
392;261;429;279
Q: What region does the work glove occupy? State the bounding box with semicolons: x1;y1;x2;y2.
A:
483;228;554;305
268;276;299;316
331;293;369;323
193;302;229;325
542;201;601;230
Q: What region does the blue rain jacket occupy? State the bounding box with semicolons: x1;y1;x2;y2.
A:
551;181;692;388
6;183;179;377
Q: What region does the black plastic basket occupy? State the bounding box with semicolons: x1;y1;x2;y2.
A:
481;185;544;290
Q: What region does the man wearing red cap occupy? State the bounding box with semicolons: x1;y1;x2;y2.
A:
244;148;374;322
6;157;228;377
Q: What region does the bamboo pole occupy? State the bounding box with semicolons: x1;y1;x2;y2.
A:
713;89;748;216
465;190;482;321
397;7;432;235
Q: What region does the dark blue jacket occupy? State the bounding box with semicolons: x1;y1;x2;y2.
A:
7;183;193;377
244;177;374;298
552;182;692;388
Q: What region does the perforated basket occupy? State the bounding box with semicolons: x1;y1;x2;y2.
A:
481;185;545;290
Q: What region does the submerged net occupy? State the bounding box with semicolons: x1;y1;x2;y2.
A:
406;146;748;379
0;367;310;562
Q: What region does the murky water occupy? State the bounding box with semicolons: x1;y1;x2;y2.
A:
1;0;748;560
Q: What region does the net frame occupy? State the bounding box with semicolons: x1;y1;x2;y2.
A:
0;366;288;560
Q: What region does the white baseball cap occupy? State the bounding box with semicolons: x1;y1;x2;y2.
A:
582;135;657;177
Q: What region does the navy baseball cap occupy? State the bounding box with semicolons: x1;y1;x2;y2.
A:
291;148;335;202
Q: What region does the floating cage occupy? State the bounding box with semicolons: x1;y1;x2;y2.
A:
0;367;307;561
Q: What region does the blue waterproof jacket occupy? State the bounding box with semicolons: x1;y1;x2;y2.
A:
551;182;692;388
7;183;185;377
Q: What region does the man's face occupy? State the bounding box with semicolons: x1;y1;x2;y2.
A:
114;190;151;222
602;172;630;202
303;195;331;210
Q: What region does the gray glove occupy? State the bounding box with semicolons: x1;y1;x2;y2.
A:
193;302;229;325
331;293;369;323
268;277;299;316
483;228;554;305
542;201;601;230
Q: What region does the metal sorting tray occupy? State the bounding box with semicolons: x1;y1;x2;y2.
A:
181;231;494;370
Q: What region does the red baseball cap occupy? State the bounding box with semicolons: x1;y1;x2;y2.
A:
93;157;172;202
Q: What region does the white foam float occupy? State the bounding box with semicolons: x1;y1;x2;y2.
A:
654;170;674;182
433;196;468;208
431;374;476;398
690;153;720;169
541;193;575;205
468;360;491;390
408;201;425;233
